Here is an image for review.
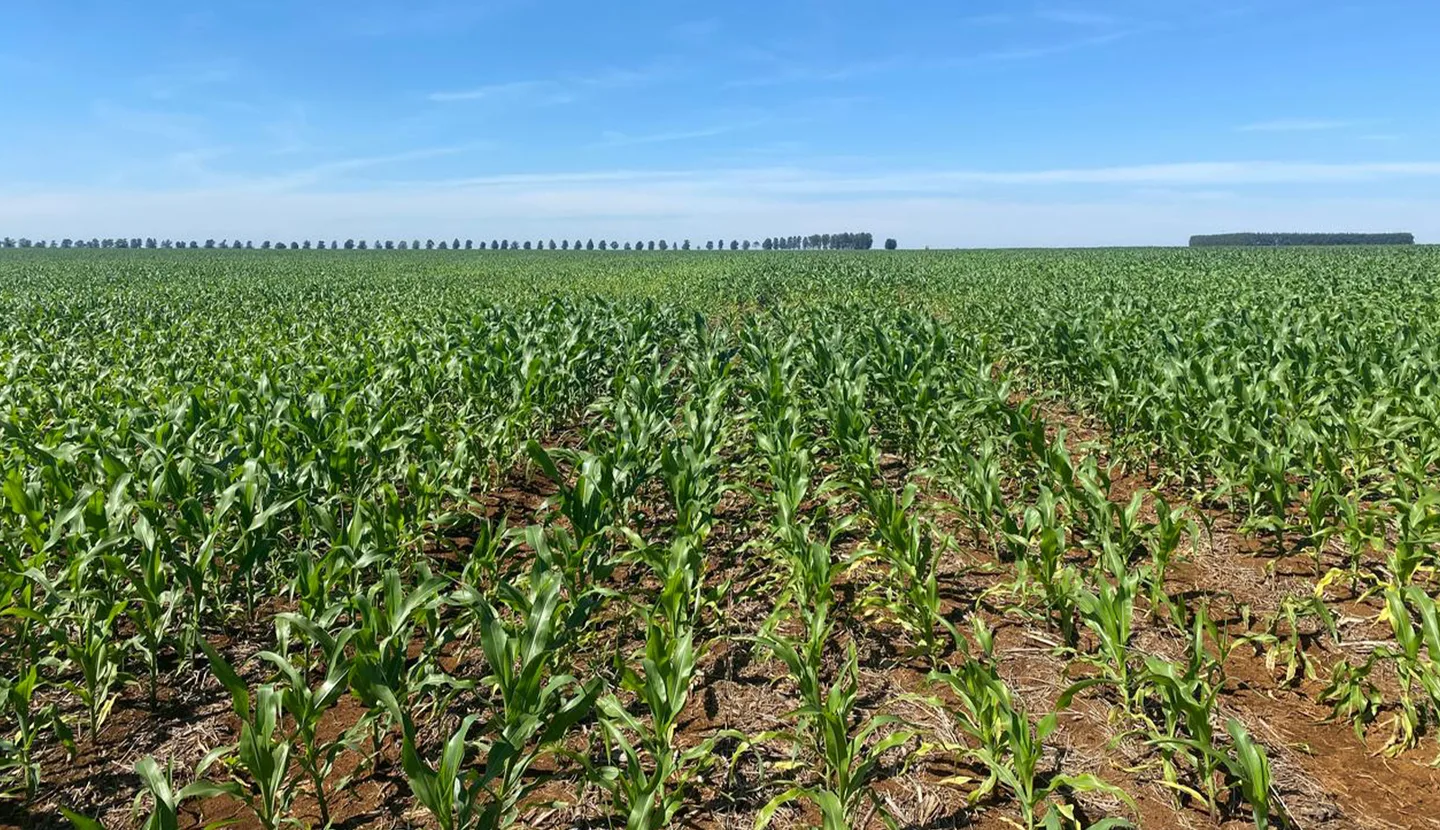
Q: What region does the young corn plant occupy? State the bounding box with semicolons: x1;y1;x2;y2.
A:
929;621;1132;830
1237;594;1337;687
125;754;238;830
200;642;298;830
256;630;357;828
1323;587;1440;757
1073;563;1141;712
58;597;130;741
105;535;178;708
1142;496;1194;619
347;567;450;757
593;615;713;830
1137;610;1228;818
860;480;955;662
1220;719;1282;830
460;568;600;828
0;664;73;801
756;644;915;830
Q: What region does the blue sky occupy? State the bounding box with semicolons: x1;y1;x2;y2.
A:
1;0;1437;246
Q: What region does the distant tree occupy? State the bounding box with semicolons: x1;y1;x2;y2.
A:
728;240;737;250
343;239;355;250
465;239;474;249
741;240;750;251
491;239;499;250
705;240;714;251
453;238;461;249
609;241;617;250
1190;232;1415;247
586;239;595;251
548;239;557;250
884;238;898;250
681;239;690;250
522;241;531;250
658;240;668;251
358;240;369;250
634;240;643;251
561;240;570;250
439;240;448;250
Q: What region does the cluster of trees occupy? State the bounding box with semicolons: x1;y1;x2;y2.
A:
1189;232;1415;247
1;231;893;252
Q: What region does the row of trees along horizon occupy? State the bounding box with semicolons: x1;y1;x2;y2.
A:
0;232;899;251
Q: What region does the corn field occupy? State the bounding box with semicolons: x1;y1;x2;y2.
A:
2;247;1439;829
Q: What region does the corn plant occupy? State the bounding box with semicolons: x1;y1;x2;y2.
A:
593;617;711;829
860;480;955;661
756;644;914;830
0;664;72;800
120;754;238;830
1072;565;1140;711
929;622;1132;830
200;641;297;829
463;568;600;828
57;596;130;741
256;631;357;827
104;536;177;708
1220;720;1280;830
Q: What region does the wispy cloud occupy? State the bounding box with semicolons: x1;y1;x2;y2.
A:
136;65;238;100
724;57;904;88
669;18;721;43
245;146;474;192
91;101;207;145
428;80;554;102
428;64;669;105
1237;119;1357;132
1034;8;1122;27
975;28;1137;62
8;167;1437;249
343;1;521;37
362;159;1440;197
597;120;769;147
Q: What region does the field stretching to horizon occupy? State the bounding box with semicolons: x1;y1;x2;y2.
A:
2;246;1439;830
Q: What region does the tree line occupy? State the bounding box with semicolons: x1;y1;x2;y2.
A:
1189;232;1415;247
0;231;890;252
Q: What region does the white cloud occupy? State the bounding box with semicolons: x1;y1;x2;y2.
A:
597;120;770;147
1034;9;1122;27
1237;119;1357;132
427;80;553;102
3;160;1436;246
429;65;670;104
